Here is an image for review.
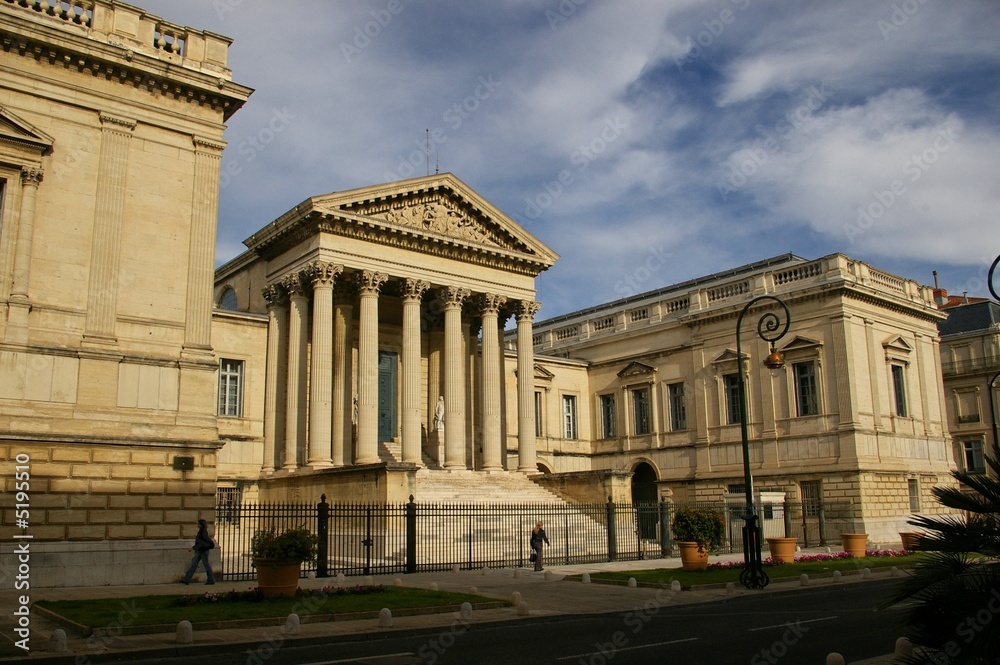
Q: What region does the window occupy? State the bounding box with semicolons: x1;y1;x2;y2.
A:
801;480;822;517
954;389;981;424
218;359;244;417
562;394;577;439
891;364;908;417
632;387;650;435
907;478;920;512
534;391;543;437
600;394;616;438
793;361;819;417
219;287;239;311
668;382;686;431
723;373;741;425
963;438;986;474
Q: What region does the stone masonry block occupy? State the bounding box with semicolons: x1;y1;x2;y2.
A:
129;481;166;494
67;495;109;509
130;451;168;465
31;494;69;509
51;449;92;463
108;496;146;509
147;496;183;509
148;466;184;480
70;464;112;479
164;510;200;524
89;510;127;524
67;525;106;539
45;510;89;524
182;495;216;509
107;524;145;539
165;482;200;495
26;525;65;540
33;464;72;478
110;466;149;480
127;510;165;524
89;480;129;494
144;524;181;539
92;449;131;464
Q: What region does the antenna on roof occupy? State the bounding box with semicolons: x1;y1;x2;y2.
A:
425;129;429;176
933;270;939;289
436;148;440;175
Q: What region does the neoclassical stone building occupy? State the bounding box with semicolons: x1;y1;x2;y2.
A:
0;1;251;585
211;174;558;503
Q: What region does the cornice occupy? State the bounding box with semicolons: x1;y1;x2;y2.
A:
0;11;252;121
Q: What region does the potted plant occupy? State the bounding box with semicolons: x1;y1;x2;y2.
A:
839;532;869;558
671;506;725;571
765;536;798;563
251;526;318;597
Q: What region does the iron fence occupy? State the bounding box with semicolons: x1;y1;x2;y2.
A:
213;498;859;581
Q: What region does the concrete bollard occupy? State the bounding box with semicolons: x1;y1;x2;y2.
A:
670;580;681;592
832;570;841;583
364;575;374;586
826;654;845;665
460;602;474;621
307;571;316;579
517;601;530;616
544;570;554;581
891;566;900;577
378;608;392;628
49;629;67;652
627;577;637;588
894;637;913;658
825;546;832;554
393;578;402;587
800;573;809;586
482;566;490;576
469;586;478;594
336;572;346;586
582;573;591;584
176;620;193;644
513;569;522;579
453;564;461;573
429;582;439;591
862;568;871;579
511;591;522;605
285;613;300;635
725;582;736;596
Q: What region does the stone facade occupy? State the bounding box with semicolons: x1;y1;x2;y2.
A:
0;1;250;585
518;253;959;543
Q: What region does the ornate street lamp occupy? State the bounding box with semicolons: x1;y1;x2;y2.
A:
989;255;1000;470
735;295;791;590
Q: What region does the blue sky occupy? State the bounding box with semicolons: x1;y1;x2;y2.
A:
140;0;1000;319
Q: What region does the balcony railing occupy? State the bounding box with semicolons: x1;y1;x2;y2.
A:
941;355;1000;377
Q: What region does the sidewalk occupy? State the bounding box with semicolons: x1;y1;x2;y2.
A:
1;548;900;664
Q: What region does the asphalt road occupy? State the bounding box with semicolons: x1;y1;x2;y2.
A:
110;579;906;665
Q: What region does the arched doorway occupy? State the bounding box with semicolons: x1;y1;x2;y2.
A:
631;462;658;540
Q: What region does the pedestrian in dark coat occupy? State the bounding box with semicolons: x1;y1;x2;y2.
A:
182;519;216;585
530;521;550;571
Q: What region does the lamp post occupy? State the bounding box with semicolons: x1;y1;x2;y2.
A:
736;295;791;590
989;255;1000;474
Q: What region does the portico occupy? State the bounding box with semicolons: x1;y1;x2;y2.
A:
215;174;557;487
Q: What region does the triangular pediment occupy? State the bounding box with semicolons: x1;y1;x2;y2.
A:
534;364;555;381
712;349;746;364
617;361;656;378
780;336;823;352
0;105;54;155
882;336;912;354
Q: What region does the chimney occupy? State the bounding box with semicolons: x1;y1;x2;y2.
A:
931;271;949;307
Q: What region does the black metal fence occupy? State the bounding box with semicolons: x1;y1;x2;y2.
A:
213;497;858;581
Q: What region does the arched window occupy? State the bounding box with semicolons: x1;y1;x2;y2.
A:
218;287;238;311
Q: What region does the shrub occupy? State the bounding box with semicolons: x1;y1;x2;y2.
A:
250;527;317;563
671;506;726;553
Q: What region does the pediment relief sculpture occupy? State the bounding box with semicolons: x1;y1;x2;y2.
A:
617;361;656;378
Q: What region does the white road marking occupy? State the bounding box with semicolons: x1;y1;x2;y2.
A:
557;637;699;660
748;616;839;632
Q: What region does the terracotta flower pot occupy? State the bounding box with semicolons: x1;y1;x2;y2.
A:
677;541;710;571
766;537;798;563
840;533;868;558
254;558;302;598
899;532;922;551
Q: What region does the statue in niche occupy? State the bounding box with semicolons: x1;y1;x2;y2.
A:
433;396;445;432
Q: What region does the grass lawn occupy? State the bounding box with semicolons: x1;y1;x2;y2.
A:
589;554;922;589
35;586;492;631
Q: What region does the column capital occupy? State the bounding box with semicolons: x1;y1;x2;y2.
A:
281;272;308;297
516;300;541;321
476;293;507;316
98;112;137;133
20;167;43;187
439;286;471;310
401;278;430;302
356;270;387;295
306;261;342;288
262;283;288;309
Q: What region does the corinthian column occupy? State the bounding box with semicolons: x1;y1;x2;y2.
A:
183;137;226;355
516;301;541;472
402;279;429;465
441;286;470;469
478;294;507;470
262;284;289;474
332;280;356;467
84;113;136;344
283;272;309;470
307;261;342;468
356;271;387;465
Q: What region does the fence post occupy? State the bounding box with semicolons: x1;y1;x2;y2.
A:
606;496;617;562
783;500;792;538
316;494;329;577
659;498;671;557
405;495;416;574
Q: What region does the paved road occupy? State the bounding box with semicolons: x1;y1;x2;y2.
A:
118;579;903;665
